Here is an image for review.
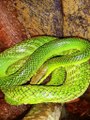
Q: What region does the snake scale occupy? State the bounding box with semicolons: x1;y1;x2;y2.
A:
0;36;90;105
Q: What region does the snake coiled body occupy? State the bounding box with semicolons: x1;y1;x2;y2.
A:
0;36;90;105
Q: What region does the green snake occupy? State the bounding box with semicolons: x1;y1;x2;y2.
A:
0;36;90;105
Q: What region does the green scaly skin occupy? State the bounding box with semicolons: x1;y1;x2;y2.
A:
0;36;90;105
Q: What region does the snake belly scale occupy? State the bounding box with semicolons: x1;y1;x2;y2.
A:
0;36;90;105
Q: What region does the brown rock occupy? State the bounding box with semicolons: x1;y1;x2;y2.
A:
0;0;27;52
63;0;90;40
0;99;30;120
12;0;63;37
0;90;4;99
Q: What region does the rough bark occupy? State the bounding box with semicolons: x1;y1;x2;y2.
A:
23;103;62;120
